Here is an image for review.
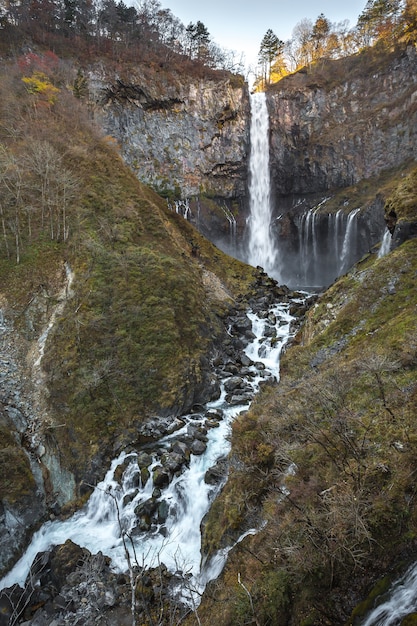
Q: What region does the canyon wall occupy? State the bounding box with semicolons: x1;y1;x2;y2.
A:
267;45;417;196
97;75;250;199
93;46;417;286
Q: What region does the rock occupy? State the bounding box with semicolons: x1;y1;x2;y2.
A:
186;424;208;441
170;440;191;460
231;316;252;334
136;452;153;468
205;408;224;421
190;440;207;455
152;466;170;488
204;458;228;485
226;392;253;406
140;467;150;486
239;354;253;367
157;500;170;523
161;452;186;473
224;376;244;392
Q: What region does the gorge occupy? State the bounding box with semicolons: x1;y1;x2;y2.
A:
1;24;417;626
97;44;417;289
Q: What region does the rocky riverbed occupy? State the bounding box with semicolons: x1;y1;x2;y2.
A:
0;273;315;625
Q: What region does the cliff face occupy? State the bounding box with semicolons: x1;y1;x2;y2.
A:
92;47;417;287
267;45;417;197
96;74;251;200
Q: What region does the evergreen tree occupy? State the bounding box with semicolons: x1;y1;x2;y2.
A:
258;29;283;86
312;13;331;56
186;20;211;61
357;0;403;45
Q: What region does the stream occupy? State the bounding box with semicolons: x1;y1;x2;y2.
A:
0;300;298;605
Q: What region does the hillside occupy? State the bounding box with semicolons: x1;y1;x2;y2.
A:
195;167;417;624
1;10;417;626
0;54;261;576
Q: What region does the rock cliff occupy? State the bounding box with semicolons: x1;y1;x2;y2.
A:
92;46;417;287
100;76;250;199
267;45;417;196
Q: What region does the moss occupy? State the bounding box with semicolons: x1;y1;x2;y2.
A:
347;576;391;623
0;426;35;502
385;167;417;222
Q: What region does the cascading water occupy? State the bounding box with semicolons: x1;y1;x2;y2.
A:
290;206;366;289
340;207;361;273
0;299;299;606
359;562;417;625
247;92;279;278
378;228;392;258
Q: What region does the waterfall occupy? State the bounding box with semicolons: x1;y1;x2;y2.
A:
340;208;361;273
291;207;366;289
378;228;392;258
220;202;237;254
0;300;299;605
333;209;344;263
173;198;191;220
247;92;279;277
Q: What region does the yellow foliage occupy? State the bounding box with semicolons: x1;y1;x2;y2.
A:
22;71;60;105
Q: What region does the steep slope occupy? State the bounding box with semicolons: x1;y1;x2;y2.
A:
195;168;417;625
0;58;258;575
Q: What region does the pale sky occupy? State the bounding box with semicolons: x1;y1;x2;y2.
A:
163;0;367;71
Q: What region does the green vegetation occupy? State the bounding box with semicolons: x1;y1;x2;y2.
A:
0;424;35;502
0;56;257;486
196;174;417;623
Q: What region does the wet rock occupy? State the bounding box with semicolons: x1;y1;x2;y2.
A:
152;466;170;488
204;458;228;485
205;408;223;421
190;440;207;455
226;392;253;406
140;467;150;486
136;452;153;468
224;376;244;392
264;324;277;338
186;424;208;441
231;316;252;334
239;354;253;367
170;440;191;460
161;452;186;473
157;500;170;523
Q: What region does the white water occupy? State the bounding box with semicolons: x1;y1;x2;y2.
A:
361;562;417;625
378;229;392;258
247;92;279;277
0;302;296;603
340;208;361;273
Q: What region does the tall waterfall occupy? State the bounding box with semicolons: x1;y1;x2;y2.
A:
247;92;279;278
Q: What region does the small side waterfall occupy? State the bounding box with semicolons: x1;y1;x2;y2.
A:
378;228;392;258
340;207;361;273
220;202;237;254
247;92;279;278
289;206;367;289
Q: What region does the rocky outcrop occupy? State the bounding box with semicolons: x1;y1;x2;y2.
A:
95;74;251;200
0;265;81;576
267;45;417;197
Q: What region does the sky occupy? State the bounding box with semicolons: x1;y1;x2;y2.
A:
162;0;368;73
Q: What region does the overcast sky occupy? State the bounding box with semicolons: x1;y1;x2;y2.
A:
162;0;367;71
